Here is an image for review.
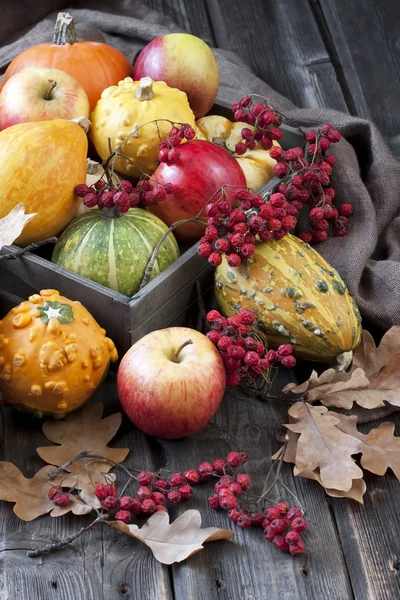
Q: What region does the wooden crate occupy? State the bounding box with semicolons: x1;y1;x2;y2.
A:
0;101;303;355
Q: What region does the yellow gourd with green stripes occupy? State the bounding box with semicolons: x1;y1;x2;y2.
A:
214;234;361;365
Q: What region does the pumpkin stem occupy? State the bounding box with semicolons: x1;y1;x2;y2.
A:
45;80;57;100
86;158;101;175
135;77;155;101
173;340;193;362
53;12;78;45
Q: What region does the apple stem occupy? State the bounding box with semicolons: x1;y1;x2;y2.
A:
173;339;193;361
45;80;57;100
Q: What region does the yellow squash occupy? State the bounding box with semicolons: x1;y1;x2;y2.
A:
195;115;278;192
0;118;87;245
214;234;362;365
90;76;196;177
0;289;118;417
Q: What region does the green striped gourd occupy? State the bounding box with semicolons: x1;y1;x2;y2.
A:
52;208;179;296
214;234;362;366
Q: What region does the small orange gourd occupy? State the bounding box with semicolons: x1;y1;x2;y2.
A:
0;289;118;417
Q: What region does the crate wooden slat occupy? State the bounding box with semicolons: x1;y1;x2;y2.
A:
0;101;304;354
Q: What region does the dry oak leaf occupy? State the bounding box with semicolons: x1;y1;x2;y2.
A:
0;462;92;521
36;403;129;490
282;368;370;408
333;413;400;480
293;466;367;504
285;401;363;492
0;203;36;249
110;509;235;565
283;327;400;410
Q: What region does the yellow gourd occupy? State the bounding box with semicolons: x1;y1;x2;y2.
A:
214;235;362;367
195;115;279;191
0;289;118;417
90;76;196;177
0;118;88;245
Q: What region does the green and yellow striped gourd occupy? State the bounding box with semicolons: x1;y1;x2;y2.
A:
214;234;362;365
52;208;179;297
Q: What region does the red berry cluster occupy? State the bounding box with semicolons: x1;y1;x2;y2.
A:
198;186;298;267
157;123;196;165
48;452;307;557
231;95;283;153
75;177;174;213
206;308;296;387
262;503;308;555
267;123;351;242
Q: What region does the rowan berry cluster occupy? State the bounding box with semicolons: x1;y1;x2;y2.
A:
47;450;307;556
75;177;174;212
157;123;196;165
198;186;299;267
206;308;296;387
232;95;283;152
231;95;352;244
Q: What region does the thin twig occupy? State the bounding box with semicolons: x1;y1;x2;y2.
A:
27;513;108;558
257;437;288;503
47;451;138;482
0;237;57;260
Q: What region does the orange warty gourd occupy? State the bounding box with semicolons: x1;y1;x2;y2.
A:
1;12;132;110
0;289;118;417
0;118;88;245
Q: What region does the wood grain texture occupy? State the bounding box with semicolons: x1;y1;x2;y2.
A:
206;0;349;112
313;0;400;154
141;0;216;44
329;411;400;600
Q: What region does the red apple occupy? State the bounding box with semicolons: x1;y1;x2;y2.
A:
0;67;90;130
117;327;226;439
133;33;220;118
149;140;247;243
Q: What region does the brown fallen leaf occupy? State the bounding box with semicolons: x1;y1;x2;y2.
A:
0;462;92;521
293;467;366;504
36;403;129;491
333;415;400;480
110;509;235;564
283;327;400;410
0;203;37;249
285;402;363;492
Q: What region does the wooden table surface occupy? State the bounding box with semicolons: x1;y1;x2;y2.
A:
1;1;400;599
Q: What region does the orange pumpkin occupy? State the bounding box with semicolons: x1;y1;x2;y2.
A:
0;289;118;417
1;12;132;110
0;118;88;245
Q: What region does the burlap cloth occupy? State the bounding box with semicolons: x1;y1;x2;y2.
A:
1;1;399;422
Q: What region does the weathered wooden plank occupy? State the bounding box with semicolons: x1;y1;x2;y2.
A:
157;374;354;600
140;0;216;45
312;0;400;154
0;380;173;600
206;0;349;113
329;411;400;600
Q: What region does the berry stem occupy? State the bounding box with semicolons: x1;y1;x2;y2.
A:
257;436;288;503
27;512;108;557
173;339;193;362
